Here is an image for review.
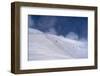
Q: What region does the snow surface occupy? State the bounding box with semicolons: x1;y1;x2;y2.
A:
28;28;88;60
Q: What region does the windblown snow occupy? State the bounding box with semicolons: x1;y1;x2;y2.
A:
28;28;88;60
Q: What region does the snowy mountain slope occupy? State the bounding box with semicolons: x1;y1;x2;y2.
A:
45;34;88;58
28;28;88;60
28;28;71;60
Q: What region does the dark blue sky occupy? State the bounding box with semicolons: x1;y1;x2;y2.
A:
28;15;88;40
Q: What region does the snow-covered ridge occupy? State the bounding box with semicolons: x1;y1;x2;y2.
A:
29;28;43;34
28;28;88;60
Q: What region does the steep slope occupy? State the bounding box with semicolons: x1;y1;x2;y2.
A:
28;28;88;60
28;28;71;60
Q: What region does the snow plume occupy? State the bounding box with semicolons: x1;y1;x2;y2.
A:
65;32;87;42
37;16;57;30
46;27;57;35
65;32;79;40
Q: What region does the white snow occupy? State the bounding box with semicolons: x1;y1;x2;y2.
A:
28;28;88;60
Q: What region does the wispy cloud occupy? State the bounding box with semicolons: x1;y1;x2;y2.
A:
28;16;57;33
